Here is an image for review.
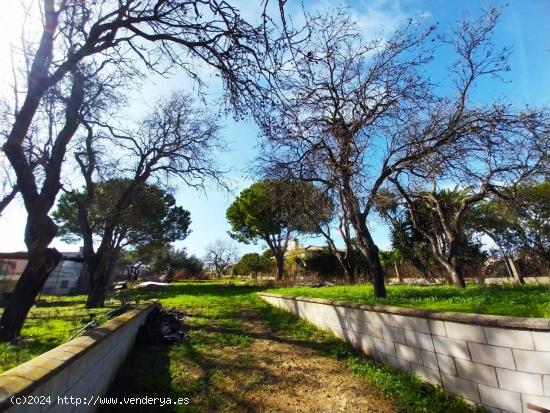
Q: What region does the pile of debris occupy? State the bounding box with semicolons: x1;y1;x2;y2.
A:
136;306;186;345
298;281;335;288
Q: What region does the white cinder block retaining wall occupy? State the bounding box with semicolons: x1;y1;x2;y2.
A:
259;293;550;413
0;304;154;413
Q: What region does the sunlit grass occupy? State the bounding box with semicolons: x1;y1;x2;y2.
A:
267;283;550;317
0;295;116;372
107;282;478;413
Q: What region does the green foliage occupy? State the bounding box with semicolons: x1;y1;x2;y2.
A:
302;248;342;276
472;181;549;264
54;179;191;249
226;179;331;244
233;253;272;277
148;245;204;278
268;283;550;318
301;248;369;278
378;249;402;268
390;219;437;276
388;189;486;276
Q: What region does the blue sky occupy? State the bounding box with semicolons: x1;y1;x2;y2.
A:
0;0;549;258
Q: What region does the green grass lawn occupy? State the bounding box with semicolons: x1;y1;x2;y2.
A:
107;281;477;413
4;281;539;410
0;295;117;372
266;283;550;318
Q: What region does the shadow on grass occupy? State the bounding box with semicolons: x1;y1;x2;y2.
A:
105;284;331;412
129;282;267;302
104;339;282;412
105;282;478;413
0;336;63;372
33;298;88;308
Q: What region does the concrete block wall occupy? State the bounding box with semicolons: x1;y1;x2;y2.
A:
259;293;550;413
0;304;154;412
485;277;550;286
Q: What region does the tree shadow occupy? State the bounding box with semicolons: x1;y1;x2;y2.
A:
129;283;267;302
104;339;285;412
33;299;88;308
103;282;360;412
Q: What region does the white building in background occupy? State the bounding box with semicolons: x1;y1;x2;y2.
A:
0;251;87;296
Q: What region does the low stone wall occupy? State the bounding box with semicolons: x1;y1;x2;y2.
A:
0;304;154;412
259;293;550;413
484;277;550;286
524;277;550;285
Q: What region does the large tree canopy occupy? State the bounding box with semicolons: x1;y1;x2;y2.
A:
471;181;550;271
232;253;273;278
72;91;221;308
384;189;486;284
226;179;331;280
54;180;191;251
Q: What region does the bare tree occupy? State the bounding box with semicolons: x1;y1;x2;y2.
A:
204;240;238;278
257;8;538;297
0;0;290;342
257;10;436;297
299;187;357;283
72;92;223;307
384;7;550;288
391;110;548;287
0;163;18;216
0;67;89;341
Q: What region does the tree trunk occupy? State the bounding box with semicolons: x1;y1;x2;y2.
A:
446;240;466;288
0;71;84;341
353;226;386;297
336;254;355;284
86;257;107;308
506;256;524;284
87;275;107;308
448;266;466;288
275;254;285;281
394;262;402;283
86;249;119;308
343;184;386;296
0;211;61;341
368;246;387;298
0;247;61;341
445;254;466;288
343;260;355;284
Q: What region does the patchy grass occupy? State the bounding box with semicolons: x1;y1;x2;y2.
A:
267;283;550;318
107;282;477;413
0;295;117;372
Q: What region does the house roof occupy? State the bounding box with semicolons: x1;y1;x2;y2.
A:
0;252;28;260
0;252;84;262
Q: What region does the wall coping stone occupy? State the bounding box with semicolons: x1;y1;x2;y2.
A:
0;303;155;410
258;293;550;331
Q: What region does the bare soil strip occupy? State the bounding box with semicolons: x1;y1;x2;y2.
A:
107;303;395;413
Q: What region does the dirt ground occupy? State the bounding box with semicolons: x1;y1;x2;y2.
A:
106;298;395;412
240;330;394;412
